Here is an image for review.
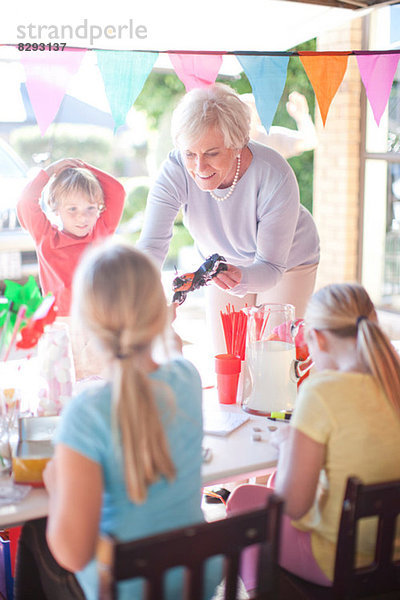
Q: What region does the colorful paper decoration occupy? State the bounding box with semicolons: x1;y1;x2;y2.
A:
0;277;57;356
356;53;400;126
20;49;86;136
299;52;350;126
237;55;289;132
168;53;223;90
17;295;57;350
96;50;158;130
8;44;400;135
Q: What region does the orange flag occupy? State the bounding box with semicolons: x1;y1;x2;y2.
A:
299;52;350;126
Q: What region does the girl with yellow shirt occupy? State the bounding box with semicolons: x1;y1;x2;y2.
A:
227;282;400;590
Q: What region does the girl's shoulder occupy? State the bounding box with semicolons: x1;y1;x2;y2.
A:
61;380;111;420
299;370;376;399
55;380;112;446
151;357;202;391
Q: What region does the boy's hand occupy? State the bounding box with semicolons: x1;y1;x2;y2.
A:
45;158;85;178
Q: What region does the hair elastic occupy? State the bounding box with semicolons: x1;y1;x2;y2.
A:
115;351;132;360
356;315;367;327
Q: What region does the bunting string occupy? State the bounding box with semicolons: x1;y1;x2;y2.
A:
2;43;400;134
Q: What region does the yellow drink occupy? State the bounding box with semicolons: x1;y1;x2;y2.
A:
12;456;50;485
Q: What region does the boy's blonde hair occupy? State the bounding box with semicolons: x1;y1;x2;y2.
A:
72;241;175;503
47;167;104;212
305;282;400;418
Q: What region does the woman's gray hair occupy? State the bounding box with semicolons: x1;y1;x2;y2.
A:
171;83;251;150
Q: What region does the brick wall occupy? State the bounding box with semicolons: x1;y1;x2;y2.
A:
313;18;363;290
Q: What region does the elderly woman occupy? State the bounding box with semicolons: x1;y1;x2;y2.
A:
137;83;320;353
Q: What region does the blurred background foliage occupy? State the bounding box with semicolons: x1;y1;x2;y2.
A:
10;124;114;171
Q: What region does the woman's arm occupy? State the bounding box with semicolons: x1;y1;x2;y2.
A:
221;154;303;297
44;443;102;572
273;426;325;519
136;154;184;267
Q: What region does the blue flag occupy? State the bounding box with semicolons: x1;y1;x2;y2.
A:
96;50;158;131
237;55;289;132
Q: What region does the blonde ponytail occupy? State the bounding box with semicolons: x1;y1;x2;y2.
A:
113;359;175;503
356;319;400;418
305;283;400;419
72;241;176;503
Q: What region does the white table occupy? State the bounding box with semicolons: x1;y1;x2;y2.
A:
0;487;48;529
0;387;282;529
201;387;281;486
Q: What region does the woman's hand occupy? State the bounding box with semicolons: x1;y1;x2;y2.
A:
45;158;85;178
213;264;242;290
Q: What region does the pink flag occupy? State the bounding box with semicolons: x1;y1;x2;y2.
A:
356;53;400;126
20;49;86;135
168;53;223;91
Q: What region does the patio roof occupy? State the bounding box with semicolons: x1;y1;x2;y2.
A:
0;0;390;52
285;0;398;9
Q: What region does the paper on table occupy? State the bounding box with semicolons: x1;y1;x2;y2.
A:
0;479;31;506
203;411;250;436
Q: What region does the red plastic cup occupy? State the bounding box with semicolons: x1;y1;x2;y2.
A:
215;354;241;404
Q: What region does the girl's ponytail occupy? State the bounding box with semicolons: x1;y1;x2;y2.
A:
305;283;400;419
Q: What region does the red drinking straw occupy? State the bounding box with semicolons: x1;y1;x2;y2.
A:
219;304;248;360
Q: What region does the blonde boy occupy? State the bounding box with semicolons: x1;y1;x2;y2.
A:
17;158;125;315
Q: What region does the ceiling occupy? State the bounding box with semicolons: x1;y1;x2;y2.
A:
285;0;397;9
0;0;396;52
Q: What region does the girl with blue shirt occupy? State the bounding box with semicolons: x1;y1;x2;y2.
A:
15;242;221;599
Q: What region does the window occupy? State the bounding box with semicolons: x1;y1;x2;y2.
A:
361;7;400;310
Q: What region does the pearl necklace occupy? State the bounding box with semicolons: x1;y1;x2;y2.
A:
209;155;241;202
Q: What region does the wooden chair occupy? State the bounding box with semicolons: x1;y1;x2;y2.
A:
96;493;283;600
278;476;400;600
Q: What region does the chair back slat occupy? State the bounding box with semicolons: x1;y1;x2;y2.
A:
184;565;205;600
333;476;400;599
97;493;284;599
145;576;165;600
223;554;240;599
376;515;398;567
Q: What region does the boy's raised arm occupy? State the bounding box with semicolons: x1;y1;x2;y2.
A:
82;162;126;232
17;169;51;242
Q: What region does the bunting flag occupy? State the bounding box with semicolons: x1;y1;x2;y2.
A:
9;45;400;135
168;53;223;90
236;55;289;132
20;48;86;136
356;53;400;126
96;50;158;130
299;52;350;126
